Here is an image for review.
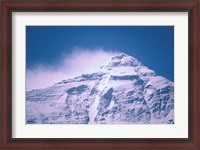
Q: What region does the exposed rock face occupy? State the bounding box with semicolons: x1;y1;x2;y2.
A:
26;53;174;124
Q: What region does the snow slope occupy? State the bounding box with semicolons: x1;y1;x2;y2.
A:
26;53;174;124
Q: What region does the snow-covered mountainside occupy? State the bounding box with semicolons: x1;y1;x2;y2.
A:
26;53;174;124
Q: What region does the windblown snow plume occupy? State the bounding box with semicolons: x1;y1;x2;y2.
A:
26;53;174;124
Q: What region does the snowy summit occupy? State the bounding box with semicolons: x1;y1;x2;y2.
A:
26;53;174;124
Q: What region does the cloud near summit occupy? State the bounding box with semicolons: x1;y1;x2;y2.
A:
26;48;119;91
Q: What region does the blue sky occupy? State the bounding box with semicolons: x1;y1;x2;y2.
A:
26;26;174;90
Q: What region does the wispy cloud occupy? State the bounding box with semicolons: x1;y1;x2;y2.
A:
26;48;119;91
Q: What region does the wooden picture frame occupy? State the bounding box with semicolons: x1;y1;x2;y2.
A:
1;0;199;149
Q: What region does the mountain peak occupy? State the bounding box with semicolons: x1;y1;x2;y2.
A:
26;52;174;124
105;53;140;67
111;53;128;59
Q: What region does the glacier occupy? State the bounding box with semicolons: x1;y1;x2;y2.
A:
26;53;174;124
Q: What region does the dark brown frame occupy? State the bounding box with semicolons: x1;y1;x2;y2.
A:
1;0;199;149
